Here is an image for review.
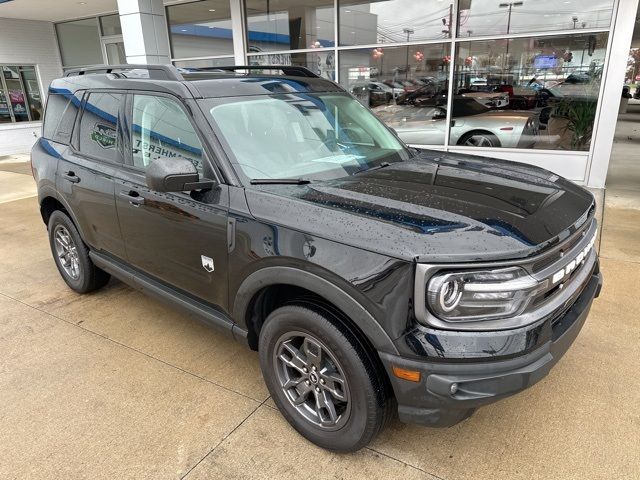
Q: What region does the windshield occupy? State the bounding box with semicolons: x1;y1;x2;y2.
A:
451;98;490;117
201;93;409;182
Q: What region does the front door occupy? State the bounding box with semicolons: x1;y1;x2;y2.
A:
114;93;229;309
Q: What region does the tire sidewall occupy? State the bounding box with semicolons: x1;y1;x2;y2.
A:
48;211;92;293
259;305;382;452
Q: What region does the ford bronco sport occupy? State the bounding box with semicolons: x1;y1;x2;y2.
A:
33;65;602;452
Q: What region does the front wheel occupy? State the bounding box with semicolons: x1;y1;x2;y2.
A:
259;304;392;452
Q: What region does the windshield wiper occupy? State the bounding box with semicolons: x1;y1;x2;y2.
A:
250;178;311;185
353;162;390;175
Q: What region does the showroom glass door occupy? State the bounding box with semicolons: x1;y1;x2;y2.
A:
102;38;127;65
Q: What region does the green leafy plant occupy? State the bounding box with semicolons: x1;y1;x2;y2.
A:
553;98;598;150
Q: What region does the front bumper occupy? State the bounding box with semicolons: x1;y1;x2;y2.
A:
379;270;603;427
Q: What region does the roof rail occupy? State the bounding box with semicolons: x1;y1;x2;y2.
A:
208;65;320;78
64;64;184;81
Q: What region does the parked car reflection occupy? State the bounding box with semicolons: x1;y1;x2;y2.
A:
350;82;394;107
376;97;539;148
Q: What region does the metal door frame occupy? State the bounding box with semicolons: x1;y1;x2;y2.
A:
100;35;126;65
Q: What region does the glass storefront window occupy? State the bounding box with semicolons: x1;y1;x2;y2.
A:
339;1;455;46
19;66;43;121
99;14;122;36
167;0;234;59
248;51;336;80
55;18;103;67
339;44;450;146
451;33;608;151
0;88;11;124
0;65;44;123
457;0;614;37
245;0;335;52
3;66;30;122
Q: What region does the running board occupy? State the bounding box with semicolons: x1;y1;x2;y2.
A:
89;251;241;341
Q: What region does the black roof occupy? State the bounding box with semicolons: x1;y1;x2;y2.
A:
50;64;343;99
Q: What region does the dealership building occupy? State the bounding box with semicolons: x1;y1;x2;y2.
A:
0;0;638;188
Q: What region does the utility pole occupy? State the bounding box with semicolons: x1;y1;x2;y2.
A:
499;2;523;35
403;28;414;79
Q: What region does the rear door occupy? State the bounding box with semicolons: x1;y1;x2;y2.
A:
56;90;127;259
113;92;229;308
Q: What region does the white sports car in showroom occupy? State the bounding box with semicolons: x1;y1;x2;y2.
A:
375;97;539;148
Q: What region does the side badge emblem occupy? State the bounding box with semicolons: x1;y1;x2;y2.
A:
201;255;215;273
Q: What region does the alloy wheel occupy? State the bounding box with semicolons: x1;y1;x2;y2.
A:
464;134;495;147
273;331;351;430
53;225;81;280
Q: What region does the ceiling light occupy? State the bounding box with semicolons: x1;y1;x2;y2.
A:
78;1;87;4
208;8;216;12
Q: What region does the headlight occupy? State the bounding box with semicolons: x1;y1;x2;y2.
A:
426;267;545;322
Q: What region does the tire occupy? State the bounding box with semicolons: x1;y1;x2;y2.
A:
259;304;392;452
48;210;110;293
458;131;501;148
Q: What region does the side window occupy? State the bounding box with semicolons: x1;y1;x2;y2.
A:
43;94;68;140
54;93;82;144
131;95;204;174
43;92;83;144
78;92;123;162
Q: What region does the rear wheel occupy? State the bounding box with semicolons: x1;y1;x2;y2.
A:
259;304;392;452
48;210;110;293
458;131;501;148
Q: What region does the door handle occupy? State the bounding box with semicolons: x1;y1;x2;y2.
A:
62;171;80;183
120;190;145;207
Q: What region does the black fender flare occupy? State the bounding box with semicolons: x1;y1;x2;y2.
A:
38;187;90;243
232;266;399;355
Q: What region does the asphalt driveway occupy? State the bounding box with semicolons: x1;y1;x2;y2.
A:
0;157;638;479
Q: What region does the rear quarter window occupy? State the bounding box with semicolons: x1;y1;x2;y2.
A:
43;92;82;144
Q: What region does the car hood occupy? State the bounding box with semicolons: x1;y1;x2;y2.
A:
244;151;595;262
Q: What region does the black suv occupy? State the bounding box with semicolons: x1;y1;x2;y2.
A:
33;65;602;452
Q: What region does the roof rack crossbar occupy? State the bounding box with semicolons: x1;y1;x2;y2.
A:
64;64;184;81
209;65;320;78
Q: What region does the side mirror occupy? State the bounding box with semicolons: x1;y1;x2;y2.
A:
146;157;214;192
432;110;447;120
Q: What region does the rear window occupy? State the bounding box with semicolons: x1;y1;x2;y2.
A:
43;92;81;144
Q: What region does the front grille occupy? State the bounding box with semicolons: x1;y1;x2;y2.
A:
529;218;598;312
531;204;595;273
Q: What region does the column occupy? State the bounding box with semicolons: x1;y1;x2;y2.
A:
587;0;640;187
117;0;171;65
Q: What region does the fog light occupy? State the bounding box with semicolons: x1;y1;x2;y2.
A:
450;383;458;395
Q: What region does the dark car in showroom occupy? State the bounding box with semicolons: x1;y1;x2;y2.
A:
32;65;602;452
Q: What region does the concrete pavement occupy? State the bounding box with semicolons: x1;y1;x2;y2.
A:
0;156;638;479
